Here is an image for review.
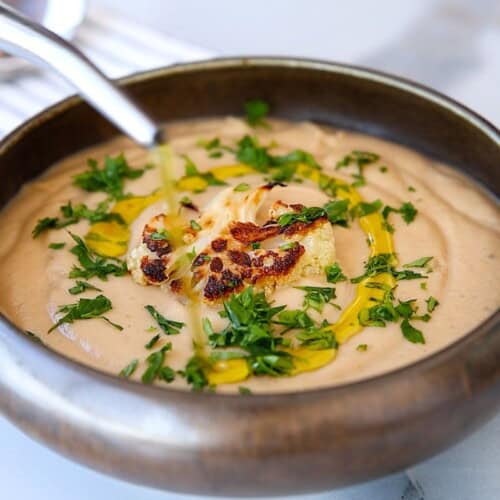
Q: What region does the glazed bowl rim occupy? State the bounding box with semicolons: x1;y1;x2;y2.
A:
0;56;499;400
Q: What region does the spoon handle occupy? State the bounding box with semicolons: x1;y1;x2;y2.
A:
0;2;163;148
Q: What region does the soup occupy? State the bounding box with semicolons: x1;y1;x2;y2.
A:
0;111;498;393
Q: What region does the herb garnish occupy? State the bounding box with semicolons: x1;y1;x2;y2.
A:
49;242;66;250
244;99;269;127
48;294;122;333
401;319;425;344
426;296;439;313
234;182;250;192
277;199;349;228
403;256;433;268
68;280;102;295
357;344;368;352
296;322;337;350
325;263;347;283
238;386;252;395
181;155;226;192
145;334;161;349
144;305;185;335
382;202;418;232
351;253;427;283
336;150;380;186
33;200;125;238
141;343;173;384
68;233;127;280
351;199;383;218
180;355;209;391
295;286;337;313
73;154;150;199
119;359;138;378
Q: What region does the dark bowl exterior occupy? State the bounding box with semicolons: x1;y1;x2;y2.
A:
0;58;499;497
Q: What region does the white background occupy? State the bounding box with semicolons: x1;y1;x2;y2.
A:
1;1;499;499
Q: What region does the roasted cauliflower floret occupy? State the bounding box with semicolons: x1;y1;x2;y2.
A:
128;184;336;303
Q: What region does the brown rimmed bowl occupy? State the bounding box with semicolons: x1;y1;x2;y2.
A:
0;58;499;497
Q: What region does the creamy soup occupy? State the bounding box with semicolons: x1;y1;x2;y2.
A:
0;116;498;393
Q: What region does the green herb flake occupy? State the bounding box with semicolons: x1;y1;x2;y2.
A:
296;323;337;350
68;280;103;295
426;296;439;313
145;305;185;335
145;334;161;349
379;166;388;173
403;256;433;268
277;199;349;228
352;199;383;218
190;220;202;231
49;242;66;250
119;359;138;378
180;355;209;391
141;345;172;384
295;286;336;313
401;319;425;344
49;294;122;333
73;154;149;199
238;386;252;395
356;344;368;352
68;233;127;281
325;263;347;283
234;182;250;192
244;99;269;127
408;186;416;192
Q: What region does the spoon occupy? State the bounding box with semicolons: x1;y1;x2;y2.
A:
0;1;163;148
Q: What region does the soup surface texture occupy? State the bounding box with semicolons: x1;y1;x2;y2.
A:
0;117;498;393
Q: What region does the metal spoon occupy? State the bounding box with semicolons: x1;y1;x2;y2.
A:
0;1;162;148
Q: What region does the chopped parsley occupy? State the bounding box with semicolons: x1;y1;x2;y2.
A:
336;150;380;186
48;242;65;250
277;199;349;228
48;294;122;333
238;386;252;395
325;263;347;283
296;322;337;350
426;296;439;313
235;135;321;174
403;256;433;268
68;233;127;281
351;253;427;283
234;182;250;192
382;202;418;232
351;199;383;218
356;344;368;352
401;319;425;344
180;355;209;391
145;334;161;349
141;343;173;384
119;359;138;378
68;280;102;295
181;155;226;192
244;99;269;127
73;154;150;199
190;220;202;231
144;305;185;335
33;200;125;238
295;286;337;313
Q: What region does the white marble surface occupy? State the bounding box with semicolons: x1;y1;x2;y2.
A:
1;0;499;499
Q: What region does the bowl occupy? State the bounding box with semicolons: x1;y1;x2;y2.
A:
0;58;499;497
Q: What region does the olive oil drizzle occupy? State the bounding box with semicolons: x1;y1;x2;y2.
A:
151;144;206;355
